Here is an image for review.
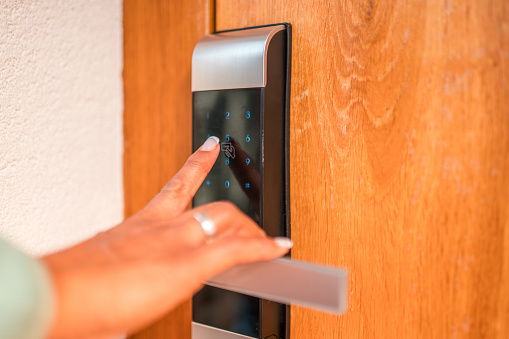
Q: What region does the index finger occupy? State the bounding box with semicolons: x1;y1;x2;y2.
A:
142;136;220;219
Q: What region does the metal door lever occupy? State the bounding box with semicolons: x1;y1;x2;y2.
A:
207;257;348;315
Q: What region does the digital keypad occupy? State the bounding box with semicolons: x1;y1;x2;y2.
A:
193;88;262;221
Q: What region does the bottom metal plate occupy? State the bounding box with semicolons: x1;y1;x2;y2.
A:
192;322;257;339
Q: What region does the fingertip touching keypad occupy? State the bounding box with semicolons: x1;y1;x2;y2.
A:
193;88;261;222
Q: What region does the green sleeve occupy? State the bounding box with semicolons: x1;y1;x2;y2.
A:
0;239;54;339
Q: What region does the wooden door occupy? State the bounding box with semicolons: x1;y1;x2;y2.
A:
123;1;212;337
125;0;509;338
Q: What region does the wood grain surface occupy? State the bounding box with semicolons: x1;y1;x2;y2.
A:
123;0;212;337
214;1;509;338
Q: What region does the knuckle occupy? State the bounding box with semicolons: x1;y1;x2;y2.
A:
163;176;190;198
184;156;209;176
214;201;239;214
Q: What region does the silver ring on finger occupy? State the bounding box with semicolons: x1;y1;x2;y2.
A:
193;212;216;243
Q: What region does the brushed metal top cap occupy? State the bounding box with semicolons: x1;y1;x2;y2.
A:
192;25;285;92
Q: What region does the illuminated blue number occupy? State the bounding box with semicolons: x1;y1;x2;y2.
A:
225;180;230;188
246;134;250;142
246;111;251;119
225;158;229;165
226;112;230;119
206;112;209;120
246;158;250;165
225;134;230;142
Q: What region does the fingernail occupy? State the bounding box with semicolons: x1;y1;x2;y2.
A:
200;136;220;151
274;237;293;249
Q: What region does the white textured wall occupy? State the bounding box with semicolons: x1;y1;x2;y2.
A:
0;1;123;256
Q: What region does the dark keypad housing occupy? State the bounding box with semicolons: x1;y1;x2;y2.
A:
192;88;262;337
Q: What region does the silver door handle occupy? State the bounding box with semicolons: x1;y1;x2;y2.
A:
207;257;348;315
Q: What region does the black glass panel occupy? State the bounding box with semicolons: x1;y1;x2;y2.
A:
192;88;262;337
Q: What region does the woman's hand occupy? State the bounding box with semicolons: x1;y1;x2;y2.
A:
42;137;292;339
